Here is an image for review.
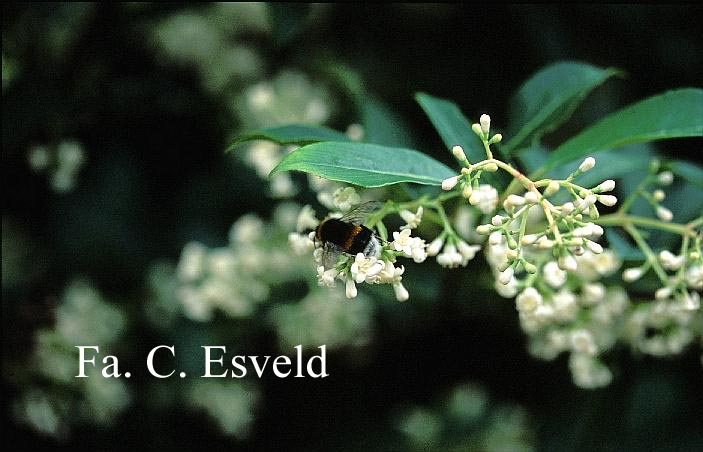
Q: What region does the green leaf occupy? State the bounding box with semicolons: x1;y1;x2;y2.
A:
534;88;703;177
267;4;311;46
505;61;621;153
670;160;703;188
227;124;350;151
269;142;455;187
359;95;416;148
415;92;484;163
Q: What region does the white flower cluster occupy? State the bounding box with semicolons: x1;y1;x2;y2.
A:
186;380;259;438
153;3;269;93
395;382;534;451
12;279;131;438
268;287;373;350
175;207;307;321
27;140;86;193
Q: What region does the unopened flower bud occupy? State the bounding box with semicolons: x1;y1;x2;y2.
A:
521;234;538;245
657;171;673;186
469;192;481;206
484;162;498;172
499;267;514;285
656;206;673;222
345;279;358;299
558;254;578;272
585;241;603;254
442;176;459;191
507;194;526;206
524;261;537;274
452;145;467;162
393;282;409;302
561;202;575;215
589;205;599;219
489;231;503;246
488;134;502;145
472;123;483;137
622;267;643;282
655;287;672;300
492;215;505;226
480;114;491;135
506;248;519;261
462;184;473;199
476;224;492;235
653;189;665;201
595;179;616;193
545;181;560;197
524;191;539;204
579;157;596;172
427;237;445;256
598;195;618;207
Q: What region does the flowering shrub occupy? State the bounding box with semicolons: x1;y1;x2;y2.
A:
234;62;703;389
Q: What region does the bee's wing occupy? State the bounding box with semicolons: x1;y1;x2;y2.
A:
338;201;383;225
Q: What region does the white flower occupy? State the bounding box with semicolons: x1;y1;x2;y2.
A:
543;261;567;289
578;157;596;172
333;187;361;212
582;283;605;305
296;205;319;232
469;184;499;214
399;206;423;230
377;260;404;284
457;240;481;265
516;287;542;313
656;206;673;222
392;229;414;256
345;279;357;299
316;266;338;287
426;237;444;256
678;291;700;310
229;214;264;244
441;176;459;191
480;114;491;135
495;275;518;298
570;329;598;355
393;282;410;302
552;289;578;321
569;354;612;389
177;242;206;282
350;253;384;284
288;232;314;256
657;171;673;185
595;179;615;192
436;243;463;268
410;238;428;263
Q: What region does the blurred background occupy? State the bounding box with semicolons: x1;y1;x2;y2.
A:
2;3;702;451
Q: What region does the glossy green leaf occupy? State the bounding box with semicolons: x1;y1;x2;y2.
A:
269;141;455;187
415;92;484;163
534;88;703;177
227;124;350;151
505;62;621;153
670;160;703;188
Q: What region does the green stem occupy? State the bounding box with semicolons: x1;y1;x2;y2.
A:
624;224;669;284
596;214;695;237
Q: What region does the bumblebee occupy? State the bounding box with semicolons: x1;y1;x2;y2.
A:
315;201;382;268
